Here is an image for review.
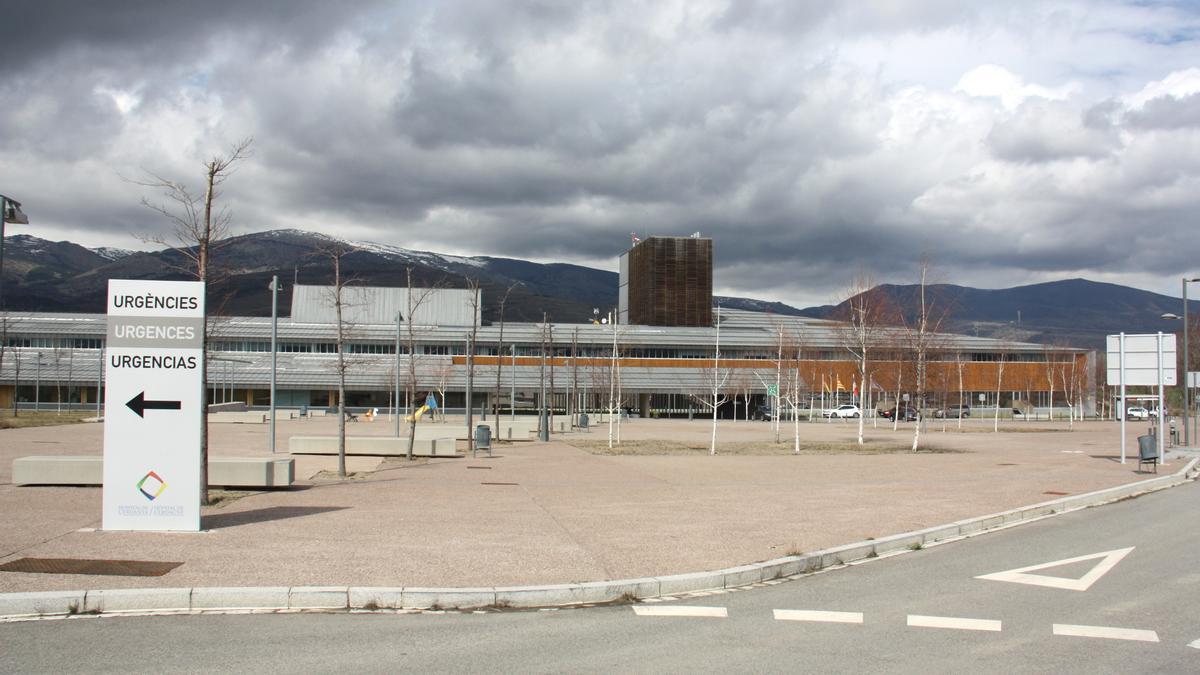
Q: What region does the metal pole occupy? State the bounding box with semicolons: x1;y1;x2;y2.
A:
1157;331;1165;463
510;343;516;422
466;333;475;453
395;311;401;437
1184;278;1191;447
1119;332;1126;464
269;275;278;454
539;317;549;441
35;352;41;412
96;348;103;418
0;196;7;312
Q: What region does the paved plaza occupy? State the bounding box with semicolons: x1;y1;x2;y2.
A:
0;414;1173;593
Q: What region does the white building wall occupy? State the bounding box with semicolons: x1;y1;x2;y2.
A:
290;285;479;326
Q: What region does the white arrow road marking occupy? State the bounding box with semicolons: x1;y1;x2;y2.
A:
907;615;1002;632
975;547;1135;591
773;610;863;624
632;605;727;618
1187;638;1200;649
1053;624;1159;642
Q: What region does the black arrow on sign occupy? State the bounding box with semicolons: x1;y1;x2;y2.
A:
126;391;182;418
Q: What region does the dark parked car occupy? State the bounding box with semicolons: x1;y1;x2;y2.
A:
880;405;919;421
933;404;971;419
751;405;775;421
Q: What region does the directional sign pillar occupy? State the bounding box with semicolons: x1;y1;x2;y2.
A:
103;280;205;531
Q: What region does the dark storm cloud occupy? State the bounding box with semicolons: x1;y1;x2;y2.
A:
0;1;380;73
3;1;1200;307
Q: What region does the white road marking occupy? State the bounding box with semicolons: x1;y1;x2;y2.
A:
774;610;863;624
1188;638;1200;649
632;605;728;618
907;615;1001;632
976;546;1135;591
1053;624;1159;642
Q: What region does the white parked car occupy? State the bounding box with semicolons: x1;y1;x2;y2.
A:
1123;406;1150;421
823;404;861;418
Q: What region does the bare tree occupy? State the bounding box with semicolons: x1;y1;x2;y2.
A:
904;259;950;451
728;369;754;423
606;312;621;448
955;350;966;430
464;278;481;453
432;360;455;423
1043;343;1058;424
491;284;516;422
691;305;730;455
780;326;807;452
0;314;11;416
134;137;253;505
403;269;439;461
994;348;1008;433
836;275;888;445
316;242;357;478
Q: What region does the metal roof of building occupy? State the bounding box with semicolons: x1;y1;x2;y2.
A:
1;309;1071;353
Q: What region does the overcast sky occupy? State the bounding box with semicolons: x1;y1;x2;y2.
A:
2;1;1200;308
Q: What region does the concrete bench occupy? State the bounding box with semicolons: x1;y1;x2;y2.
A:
12;456;295;488
288;436;458;457
210;412;268;424
210;458;294;487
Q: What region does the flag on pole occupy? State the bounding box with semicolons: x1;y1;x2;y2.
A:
852;378;858;398
870;376;885;392
836;375;845;391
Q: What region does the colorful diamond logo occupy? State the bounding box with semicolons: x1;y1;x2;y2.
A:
137;471;167;501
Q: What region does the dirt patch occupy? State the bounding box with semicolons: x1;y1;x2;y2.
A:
310;470;376;482
203;489;259;509
567;439;964;456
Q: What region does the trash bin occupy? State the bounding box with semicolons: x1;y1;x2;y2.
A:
1137;434;1159;473
475;425;491;450
579;413;589;429
1137;434;1156;459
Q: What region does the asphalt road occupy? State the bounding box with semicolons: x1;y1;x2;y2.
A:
2;480;1198;674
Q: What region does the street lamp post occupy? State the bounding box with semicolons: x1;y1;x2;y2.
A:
1164;276;1200;448
1184;278;1200;446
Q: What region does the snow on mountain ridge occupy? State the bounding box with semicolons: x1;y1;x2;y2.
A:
91;246;135;261
350;238;487;270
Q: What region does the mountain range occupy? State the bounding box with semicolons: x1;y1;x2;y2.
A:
1;229;1194;348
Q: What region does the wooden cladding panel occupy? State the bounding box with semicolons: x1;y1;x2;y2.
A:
459;353;1087;393
627;238;712;327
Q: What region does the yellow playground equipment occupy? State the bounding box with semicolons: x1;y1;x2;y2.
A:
405;405;431;423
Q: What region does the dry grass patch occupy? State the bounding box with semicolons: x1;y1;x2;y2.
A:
567;439;964;456
939;425;1074;434
0;411;94;429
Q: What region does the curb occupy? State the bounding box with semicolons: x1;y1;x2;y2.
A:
2;457;1195;620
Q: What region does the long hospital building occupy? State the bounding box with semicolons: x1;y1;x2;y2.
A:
0;237;1093;416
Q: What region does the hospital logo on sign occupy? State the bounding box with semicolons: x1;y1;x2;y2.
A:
137;471;167;501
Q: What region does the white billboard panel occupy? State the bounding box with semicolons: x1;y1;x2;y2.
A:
103;280;205;532
1106;333;1176;387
